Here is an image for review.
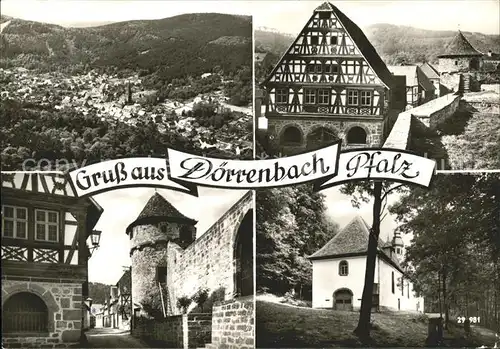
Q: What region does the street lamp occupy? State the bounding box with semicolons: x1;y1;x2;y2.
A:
88;230;102;257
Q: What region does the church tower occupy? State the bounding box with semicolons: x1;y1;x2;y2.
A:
261;1;395;155
392;230;404;263
126;192;197;317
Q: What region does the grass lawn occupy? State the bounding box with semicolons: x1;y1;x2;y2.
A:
256;300;497;348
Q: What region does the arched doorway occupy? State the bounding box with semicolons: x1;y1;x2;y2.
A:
346;126;367;145
3;292;49;333
306;127;338;150
281;126;302;145
234;210;253;297
333;288;353;311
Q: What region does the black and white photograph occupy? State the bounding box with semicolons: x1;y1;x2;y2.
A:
254;1;499;170
0;0;253;171
256;173;500;348
1;172;254;348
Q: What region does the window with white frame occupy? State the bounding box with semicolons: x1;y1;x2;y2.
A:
2;205;28;239
347;90;359;106
35;209;59;242
339;260;349;276
360;91;372;106
318;89;330;105
275;88;288;105
304;89;316;104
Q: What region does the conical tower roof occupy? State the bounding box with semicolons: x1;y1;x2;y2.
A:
126;192;196;234
438;31;482;58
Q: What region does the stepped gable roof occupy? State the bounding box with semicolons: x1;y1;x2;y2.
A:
126;192;197;234
419;62;440;80
317;2;395;89
438;30;483;57
309;215;402;271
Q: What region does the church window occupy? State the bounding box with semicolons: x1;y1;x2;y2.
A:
360;91;372;106
318;89;330;105
339;260;349;276
282;126;302;144
347;90;359;106
304;89;316;104
330;36;338;45
275;88;288;104
2;205;28;239
391;272;395;294
35;209;59;242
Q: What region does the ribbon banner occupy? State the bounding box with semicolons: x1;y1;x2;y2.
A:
67;143;436;198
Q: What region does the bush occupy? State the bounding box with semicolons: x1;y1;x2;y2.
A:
192;288;209;312
177;295;192;314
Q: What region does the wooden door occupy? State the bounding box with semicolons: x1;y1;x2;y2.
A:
334;290;352;311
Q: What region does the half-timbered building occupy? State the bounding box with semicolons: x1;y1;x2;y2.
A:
1;172;103;348
388;65;435;108
261;1;396;154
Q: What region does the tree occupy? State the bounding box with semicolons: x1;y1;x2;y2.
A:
390;173;500;332
340;180;405;340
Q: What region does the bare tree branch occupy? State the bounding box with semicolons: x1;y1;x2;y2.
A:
381;183;405;202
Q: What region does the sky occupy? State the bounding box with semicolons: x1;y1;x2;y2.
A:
321;186;412;247
2;0;499;35
88;187;247;284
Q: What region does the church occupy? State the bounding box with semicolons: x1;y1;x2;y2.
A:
260;2;398;154
308;216;424;313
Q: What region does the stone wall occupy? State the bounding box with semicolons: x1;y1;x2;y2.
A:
166;192;253;314
187;313;212;348
438;57;479;74
2;280;83;348
410;93;460;128
133;315;186;349
210;297;254;349
267;117;384;154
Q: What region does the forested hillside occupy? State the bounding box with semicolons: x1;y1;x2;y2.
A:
256;185;340;299
89;282;113;304
0;13;252;81
255;24;500;74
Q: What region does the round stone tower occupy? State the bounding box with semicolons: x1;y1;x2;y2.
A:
126;192;197;317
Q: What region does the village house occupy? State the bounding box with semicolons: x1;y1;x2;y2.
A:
309;216;424;313
260;1;399;154
419;62;441;98
388;65;435;109
1;173;103;348
128;191;254;349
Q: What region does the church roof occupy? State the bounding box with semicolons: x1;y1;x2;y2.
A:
309;215;402;271
419;62;440;80
317;2;395;88
126;192;197;234
438;30;483;58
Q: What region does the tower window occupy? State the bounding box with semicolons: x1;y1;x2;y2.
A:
318;89;330;105
275;88;288;104
339;260;349;276
304;89;316;104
